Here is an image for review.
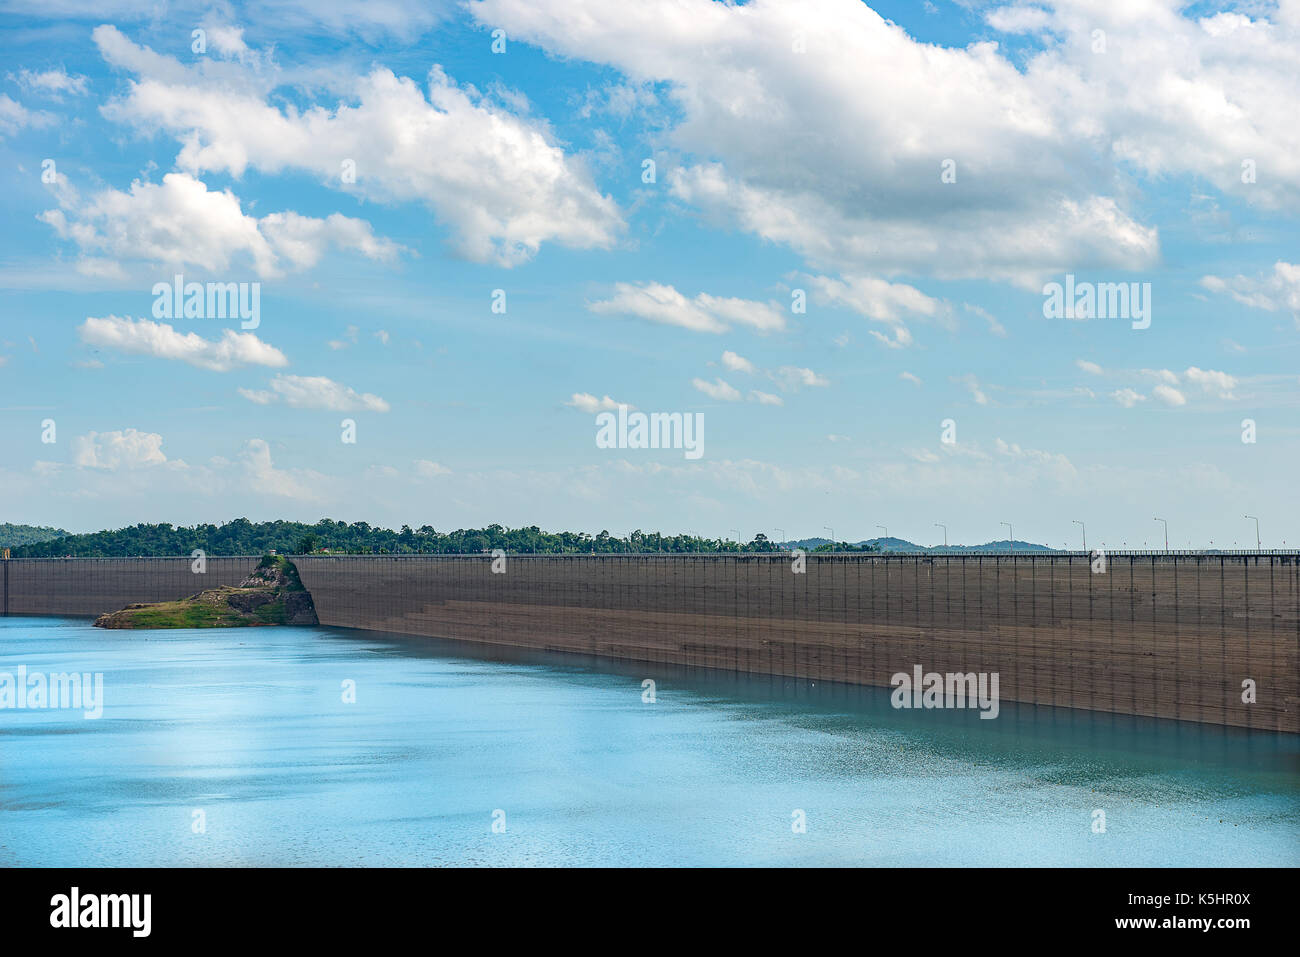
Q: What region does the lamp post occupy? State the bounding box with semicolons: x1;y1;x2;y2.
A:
1001;522;1013;552
1072;520;1085;552
1244;515;1260;549
934;523;947;547
1153;517;1168;551
823;526;834;549
775;528;785;546
876;525;887;546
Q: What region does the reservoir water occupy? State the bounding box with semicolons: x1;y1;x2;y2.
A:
1;616;1296;866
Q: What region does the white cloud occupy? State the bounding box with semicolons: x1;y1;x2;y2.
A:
1075;359;1104;375
964;303;1007;338
769;366;829;392
589;282;784;333
0;93;53;136
1183;366;1237;399
1152;384;1187;406
692;377;742;401
566;392;630;413
239;438;328;502
240;374;391;412
749;390;783;406
73;428;170;469
10;68;88;97
810;274;950;347
954;373;990;405
1200;262;1300;324
1111;388;1146;408
993;437;1077;482
93;25;622;267
1141;368;1181;385
721;350;755;373
79;316;288;371
40;172;401;279
415;459;452;477
899;371;922;386
470;0;1168;286
237;388;276;405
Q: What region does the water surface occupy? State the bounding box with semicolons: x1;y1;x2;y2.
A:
1;616;1295;866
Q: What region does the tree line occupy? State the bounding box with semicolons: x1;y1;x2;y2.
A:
7;519;859;558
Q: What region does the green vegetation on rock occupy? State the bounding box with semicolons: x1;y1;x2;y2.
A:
94;555;318;629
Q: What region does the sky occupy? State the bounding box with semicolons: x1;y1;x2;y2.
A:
0;0;1297;547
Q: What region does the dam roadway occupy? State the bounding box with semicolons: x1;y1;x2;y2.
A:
3;552;1296;733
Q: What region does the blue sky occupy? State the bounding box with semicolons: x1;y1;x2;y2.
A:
1;0;1297;547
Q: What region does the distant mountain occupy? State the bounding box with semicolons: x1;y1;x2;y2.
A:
0;523;68;549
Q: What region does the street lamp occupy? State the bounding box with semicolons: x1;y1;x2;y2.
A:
774;528;785;545
1072;520;1086;552
1001;522;1013;552
934;523;947;547
876;525;887;545
823;525;834;548
1153;517;1168;551
1244;515;1260;549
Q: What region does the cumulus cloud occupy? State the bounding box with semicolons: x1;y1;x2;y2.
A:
721;350;754;373
1201;262;1300;324
469;0;1174;286
1131;366;1238;402
589;282;784;333
1111;388;1145;408
415;459;452;477
10;68;88;97
749;390;784;406
73;428;171;469
899;371;923;386
809;274;949;347
1152;384;1187;406
566;392;630;413
692;377;742;401
92;25;622;266
769;366;829;392
240;374;390;412
239;438;328;501
1183;366;1237;398
1075;359;1104;375
0;93;53;136
79;316;288;371
40;172;401;278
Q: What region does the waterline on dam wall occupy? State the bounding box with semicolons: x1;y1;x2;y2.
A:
0;616;1296;867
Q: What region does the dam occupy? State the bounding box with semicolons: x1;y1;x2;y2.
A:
3;552;1296;733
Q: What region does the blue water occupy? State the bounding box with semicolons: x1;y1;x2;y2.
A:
0;616;1296;866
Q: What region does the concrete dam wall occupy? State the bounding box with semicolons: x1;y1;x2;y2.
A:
4;553;1297;733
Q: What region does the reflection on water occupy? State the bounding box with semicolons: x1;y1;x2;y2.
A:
0;616;1295;866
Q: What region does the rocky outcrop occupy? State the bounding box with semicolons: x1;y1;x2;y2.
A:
93;555;318;629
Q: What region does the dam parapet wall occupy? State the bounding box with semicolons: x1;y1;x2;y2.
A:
4;553;1296;732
